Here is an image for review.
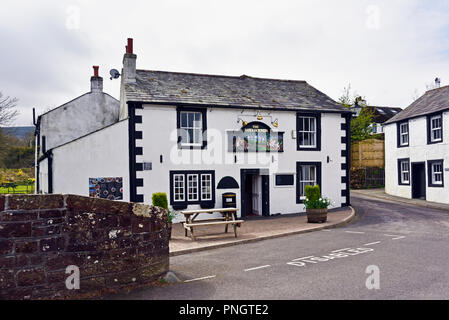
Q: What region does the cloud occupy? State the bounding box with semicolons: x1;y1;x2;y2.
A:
1;0;449;125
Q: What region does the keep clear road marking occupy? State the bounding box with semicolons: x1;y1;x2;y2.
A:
244;265;271;272
184;275;216;283
384;234;407;240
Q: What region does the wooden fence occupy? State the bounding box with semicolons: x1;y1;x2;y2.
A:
351;139;384;169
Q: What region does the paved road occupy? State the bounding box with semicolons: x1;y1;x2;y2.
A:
115;196;449;299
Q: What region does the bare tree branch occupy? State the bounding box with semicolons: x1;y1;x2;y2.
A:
0;91;19;126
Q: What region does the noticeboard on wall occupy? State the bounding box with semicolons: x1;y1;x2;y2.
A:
228;121;284;152
89;177;123;200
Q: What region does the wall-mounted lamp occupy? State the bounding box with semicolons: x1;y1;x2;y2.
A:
242;120;248;126
257;112;263;121
272;119;279;128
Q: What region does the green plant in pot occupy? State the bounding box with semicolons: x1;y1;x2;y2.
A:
152;192;177;239
303;185;331;223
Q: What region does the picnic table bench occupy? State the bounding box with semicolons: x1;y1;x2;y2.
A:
179;208;244;241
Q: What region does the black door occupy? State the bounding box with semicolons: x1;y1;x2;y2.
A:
412;162;426;200
240;169;270;218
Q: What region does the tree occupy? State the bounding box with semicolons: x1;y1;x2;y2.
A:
0;91;18;126
338;84;375;142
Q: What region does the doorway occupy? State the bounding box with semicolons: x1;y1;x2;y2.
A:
411;162;426;200
240;169;270;218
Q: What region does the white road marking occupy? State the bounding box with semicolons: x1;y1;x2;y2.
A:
244;265;271;272
184;275;216;283
392;236;406;240
292;256;315;261
332;248;352;253
321;229;332;232
345;231;365;234
364;241;381;246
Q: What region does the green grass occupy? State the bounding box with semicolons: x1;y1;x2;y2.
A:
0;185;34;194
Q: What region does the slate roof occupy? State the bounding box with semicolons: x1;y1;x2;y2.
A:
367;106;403;123
124;70;351;113
385;85;449;124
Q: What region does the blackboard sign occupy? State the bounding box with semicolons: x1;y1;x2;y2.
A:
275;174;294;186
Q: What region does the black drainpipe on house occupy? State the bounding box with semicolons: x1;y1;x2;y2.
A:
48;150;53;194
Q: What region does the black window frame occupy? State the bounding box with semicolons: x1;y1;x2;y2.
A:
176;106;208;150
274;174;295;187
426;112;443;145
397;158;410;186
396;120;409;148
169;170;215;209
296;162;322;203
296;112;321;151
427;159;444;188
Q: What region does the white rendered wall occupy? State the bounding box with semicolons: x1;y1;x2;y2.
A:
135;105;348;222
50;120;130;201
384;111;449;203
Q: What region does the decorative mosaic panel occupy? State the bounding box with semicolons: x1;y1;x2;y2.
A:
89;177;123;200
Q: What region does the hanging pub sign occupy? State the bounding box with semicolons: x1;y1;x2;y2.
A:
228;121;284;152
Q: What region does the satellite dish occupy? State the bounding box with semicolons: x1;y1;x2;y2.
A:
109;69;121;80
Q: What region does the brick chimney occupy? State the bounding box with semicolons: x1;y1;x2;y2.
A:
91;66;103;93
122;38;136;83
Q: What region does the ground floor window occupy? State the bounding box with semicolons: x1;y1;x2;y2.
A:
169;170;215;207
428;159;444;187
398;158;410;185
296;162;322;203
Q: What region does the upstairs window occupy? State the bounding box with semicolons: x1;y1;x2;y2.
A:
177;108;207;149
427;113;443;144
428;160;444;187
297;113;321;151
399;122;409;146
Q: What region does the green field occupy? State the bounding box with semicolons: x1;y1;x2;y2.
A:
0;185;34;194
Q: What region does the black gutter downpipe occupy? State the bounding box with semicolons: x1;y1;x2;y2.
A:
48;150;53;194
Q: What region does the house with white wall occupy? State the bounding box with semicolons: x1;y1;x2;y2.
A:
38;38;353;221
35;66;120;193
384;83;449;203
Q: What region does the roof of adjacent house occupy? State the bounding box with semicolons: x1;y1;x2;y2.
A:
385;85;449;124
367;106;403;123
124;70;351;113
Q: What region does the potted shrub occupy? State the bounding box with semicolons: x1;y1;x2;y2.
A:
303;185;331;223
152;192;178;239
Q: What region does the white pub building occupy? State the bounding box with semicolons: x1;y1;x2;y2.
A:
36;39;353;221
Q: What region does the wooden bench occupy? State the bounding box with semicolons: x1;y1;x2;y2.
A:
180;208;243;241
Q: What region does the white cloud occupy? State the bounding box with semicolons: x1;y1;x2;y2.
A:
1;0;449;125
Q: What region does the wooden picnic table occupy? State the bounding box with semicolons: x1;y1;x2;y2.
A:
179;208;244;241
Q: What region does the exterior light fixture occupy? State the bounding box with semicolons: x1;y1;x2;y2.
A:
257;112;263;120
272;119;279;128
242;121;248;126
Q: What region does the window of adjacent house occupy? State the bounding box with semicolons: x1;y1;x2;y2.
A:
431;162;443;185
399;122;409;146
430;115;442;142
372;123;377;133
298;117;316;147
187;174;199;201
180;111;203;146
201;174;212;201
173;174;185;202
399;159;410;184
299;165;317;199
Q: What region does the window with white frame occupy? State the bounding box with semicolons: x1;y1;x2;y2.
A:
180;111;203;146
430;115;442;142
398;159;410;185
298;116;316;148
187;174;199;201
299;165;317;199
201;174;212;201
399;122;409;146
431;161;443;185
173;174;185;202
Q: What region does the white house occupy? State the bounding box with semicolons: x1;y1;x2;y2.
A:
37;38;353;221
384;83;449;203
35;66;120;193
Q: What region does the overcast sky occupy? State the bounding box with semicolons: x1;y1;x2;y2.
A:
1;0;449;126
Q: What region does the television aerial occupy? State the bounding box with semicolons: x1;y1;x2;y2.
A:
109;69;121;80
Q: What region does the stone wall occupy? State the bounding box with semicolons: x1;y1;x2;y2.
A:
0;194;168;300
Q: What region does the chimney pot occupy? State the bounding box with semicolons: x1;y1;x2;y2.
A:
126;38;133;54
93;66;99;77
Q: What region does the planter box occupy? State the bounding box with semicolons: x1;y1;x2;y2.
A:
306;208;328;223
